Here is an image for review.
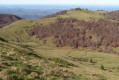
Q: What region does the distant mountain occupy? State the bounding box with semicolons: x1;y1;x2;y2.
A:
1;5;119;19
0;8;63;19
0;5;65;19
0;14;22;28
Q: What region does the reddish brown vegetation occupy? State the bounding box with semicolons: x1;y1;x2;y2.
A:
0;14;22;28
74;8;82;10
105;10;119;21
30;17;119;52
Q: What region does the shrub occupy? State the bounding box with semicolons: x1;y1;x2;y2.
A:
105;10;119;21
100;65;105;70
0;37;8;42
89;58;96;64
74;8;81;10
89;58;93;63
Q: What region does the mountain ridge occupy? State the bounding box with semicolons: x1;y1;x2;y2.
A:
0;14;22;28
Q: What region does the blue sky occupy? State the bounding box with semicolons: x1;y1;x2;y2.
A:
0;0;119;5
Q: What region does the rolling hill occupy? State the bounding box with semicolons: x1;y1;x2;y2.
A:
0;8;119;80
0;14;22;28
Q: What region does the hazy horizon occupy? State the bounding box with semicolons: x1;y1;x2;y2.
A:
1;4;119;11
1;4;119;19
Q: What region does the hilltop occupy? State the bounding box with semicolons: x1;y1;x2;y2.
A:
0;14;22;28
0;8;119;80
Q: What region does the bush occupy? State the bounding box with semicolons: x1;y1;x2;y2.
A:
105;10;119;21
90;58;94;63
74;8;81;10
100;65;105;70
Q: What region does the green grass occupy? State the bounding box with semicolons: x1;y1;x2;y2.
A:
0;18;55;42
50;58;77;67
58;9;105;21
0;40;80;80
1;36;119;80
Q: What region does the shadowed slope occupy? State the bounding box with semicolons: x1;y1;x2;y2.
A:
0;14;22;28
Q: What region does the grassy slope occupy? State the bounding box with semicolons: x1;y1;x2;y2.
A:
58;9;105;21
0;41;80;80
0;10;119;80
0;18;55;42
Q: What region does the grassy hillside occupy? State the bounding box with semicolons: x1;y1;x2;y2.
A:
0;9;106;41
1;38;119;80
0;40;80;80
0;9;119;80
0;18;55;42
58;9;105;21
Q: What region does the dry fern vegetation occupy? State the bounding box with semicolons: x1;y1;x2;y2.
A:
0;8;119;80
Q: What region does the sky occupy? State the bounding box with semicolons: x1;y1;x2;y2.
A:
0;0;119;5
